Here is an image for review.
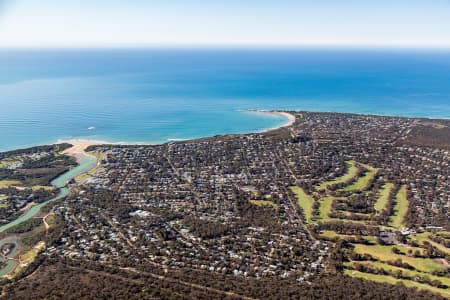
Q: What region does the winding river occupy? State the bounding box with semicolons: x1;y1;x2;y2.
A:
0;152;97;233
0;151;97;276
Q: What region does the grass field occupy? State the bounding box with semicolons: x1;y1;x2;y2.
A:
389;185;408;228
45;213;57;226
309;160;450;297
374;183;394;213
345;270;450;298
20;241;45;264
316;197;367;225
249;200;279;209
318;197;334;221
335;210;373;220
319;230;377;243
410;232;450;256
290;186;314;223
435;232;450;239
352;244;444;273
317;161;359;190
0;158;21;169
31;185;54;191
341;165;379;192
0;180;22;188
349;261;450;287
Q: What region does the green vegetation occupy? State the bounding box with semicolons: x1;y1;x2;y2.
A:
345;270;450;298
31;185;54;191
341;165;379;192
249;200;279;209
76;151;104;182
0;180;22;188
0;147;76;187
300;160;448;297
318;197;334;221
374;183;394;213
353;261;450;287
352;244;444;273
20;241;45;264
337;210;373;220
389;185;408;228
345;269;397;283
315;197;367;224
0;158;21;169
317;160;359;190
5;218;43;234
435;232;450;239
22;231;46;247
319;230;377;243
410;232;450;256
290;186;314;223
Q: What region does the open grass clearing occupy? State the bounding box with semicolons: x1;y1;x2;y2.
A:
335;210;374;220
290;186;314;223
31;185;54;191
319;197;334;221
341;164;379;192
249;200;279;209
316;197;368;225
413;232;431;244
394;244;427;256
345;270;450;298
316;197;367;224
20;241;45;264
374;183;394;213
352;244;444;273
347;260;450;287
317;160;359;190
389;185;408;228
435;231;450;240
0;158;22;169
45;213;57;226
319;230;377;243
410;232;450;256
0;180;22;188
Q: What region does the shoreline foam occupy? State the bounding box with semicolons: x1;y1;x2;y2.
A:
243;109;296;132
56;110;296;149
1;110;295;153
60;139;105;162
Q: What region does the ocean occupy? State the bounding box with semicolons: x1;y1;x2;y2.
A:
1;48;450;151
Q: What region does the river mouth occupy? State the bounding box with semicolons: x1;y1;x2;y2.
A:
0;149;97;276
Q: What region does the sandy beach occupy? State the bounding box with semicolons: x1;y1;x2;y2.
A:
55;111;295;154
61;139;104;160
244;109;296;132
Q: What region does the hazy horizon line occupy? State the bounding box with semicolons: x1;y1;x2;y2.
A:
1;43;450;52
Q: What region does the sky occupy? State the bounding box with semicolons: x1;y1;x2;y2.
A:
0;0;450;48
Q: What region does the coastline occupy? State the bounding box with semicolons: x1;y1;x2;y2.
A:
7;109;448;154
243;109;296;132
54;110;296;150
61;139;105;162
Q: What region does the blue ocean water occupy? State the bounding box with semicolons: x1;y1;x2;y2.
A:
1;48;450;151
